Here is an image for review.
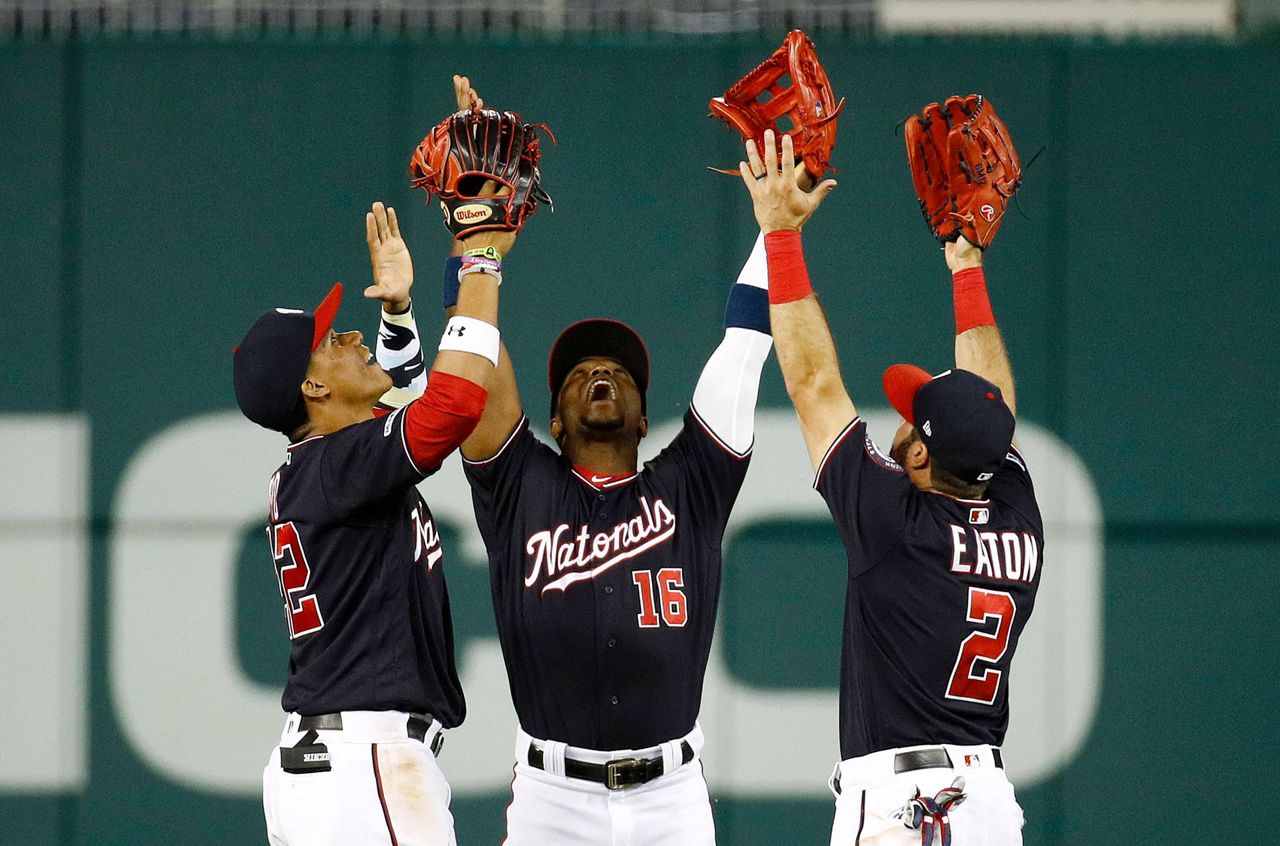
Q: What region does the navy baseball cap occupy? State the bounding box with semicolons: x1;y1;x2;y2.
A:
548;319;650;416
883;365;1015;485
233;283;344;433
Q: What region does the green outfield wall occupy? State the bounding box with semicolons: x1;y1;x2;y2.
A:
1;36;1276;846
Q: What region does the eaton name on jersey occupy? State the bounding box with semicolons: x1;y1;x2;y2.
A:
524;496;676;594
948;525;1040;584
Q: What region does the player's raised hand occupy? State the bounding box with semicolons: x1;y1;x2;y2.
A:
453;74;484;113
739;130;836;233
365;201;413;312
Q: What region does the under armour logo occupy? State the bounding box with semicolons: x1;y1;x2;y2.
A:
447;326;466;337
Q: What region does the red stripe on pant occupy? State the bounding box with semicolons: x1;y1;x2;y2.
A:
372;744;400;846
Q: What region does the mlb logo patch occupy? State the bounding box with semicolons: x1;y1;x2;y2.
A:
968;507;990;525
964;754;982;767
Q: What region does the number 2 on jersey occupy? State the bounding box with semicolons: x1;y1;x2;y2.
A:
271;522;325;639
946;587;1016;705
632;569;687;628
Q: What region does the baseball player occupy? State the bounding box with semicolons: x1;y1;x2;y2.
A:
738;129;1040;844
234;200;511;845
421;78;773;846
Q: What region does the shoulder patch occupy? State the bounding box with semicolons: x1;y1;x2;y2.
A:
863;432;903;471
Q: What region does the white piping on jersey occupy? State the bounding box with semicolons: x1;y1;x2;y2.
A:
812;416;863;489
461;416;527;467
689;402;753;460
392;406;426;476
927;489;991;505
285;434;324;451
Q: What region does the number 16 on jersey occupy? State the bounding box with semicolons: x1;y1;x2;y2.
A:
632;568;687;628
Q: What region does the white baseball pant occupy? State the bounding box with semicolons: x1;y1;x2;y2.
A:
828;743;1024;846
503;724;716;846
263;711;456;846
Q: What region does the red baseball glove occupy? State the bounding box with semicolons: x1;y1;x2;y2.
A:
409;108;553;238
710;30;845;178
904;94;1022;249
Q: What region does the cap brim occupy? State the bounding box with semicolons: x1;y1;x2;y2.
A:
882;364;932;425
311;282;344;351
548;319;650;406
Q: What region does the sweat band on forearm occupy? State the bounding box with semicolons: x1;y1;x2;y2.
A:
953;266;996;333
438;316;501;368
442;256;464;310
764;230;813;304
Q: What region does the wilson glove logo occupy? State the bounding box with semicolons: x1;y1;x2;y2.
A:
453;204;493;224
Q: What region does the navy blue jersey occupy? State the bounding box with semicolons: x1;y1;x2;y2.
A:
266;406;464;724
463;409;749;750
815;418;1043;760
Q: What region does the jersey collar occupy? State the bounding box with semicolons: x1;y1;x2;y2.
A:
926;489;991;505
571;464;638;490
285;434;324;451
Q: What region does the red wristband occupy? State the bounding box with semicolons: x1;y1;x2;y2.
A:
953;266;996;333
764;230;813;304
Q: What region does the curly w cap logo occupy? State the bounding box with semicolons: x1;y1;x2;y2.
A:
980;204;996;222
922;420;932;436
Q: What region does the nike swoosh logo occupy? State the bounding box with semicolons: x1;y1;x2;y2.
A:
590;475;611;484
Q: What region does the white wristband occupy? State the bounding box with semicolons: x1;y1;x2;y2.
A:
438;316;500;367
459;257;503;286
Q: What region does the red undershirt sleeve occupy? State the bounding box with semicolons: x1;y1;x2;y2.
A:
402;370;488;474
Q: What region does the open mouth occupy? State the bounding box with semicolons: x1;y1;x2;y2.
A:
587;378;617;403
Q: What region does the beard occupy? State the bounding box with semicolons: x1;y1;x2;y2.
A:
890;428;921;468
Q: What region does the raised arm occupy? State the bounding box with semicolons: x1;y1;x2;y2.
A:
435;74;525;461
687;233;774;454
364;202;428;410
448;235;522;460
947;236;1017;417
739;130;853;470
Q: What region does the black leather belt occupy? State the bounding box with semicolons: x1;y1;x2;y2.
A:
893;747;1003;774
528;741;695;790
297;712;444;756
